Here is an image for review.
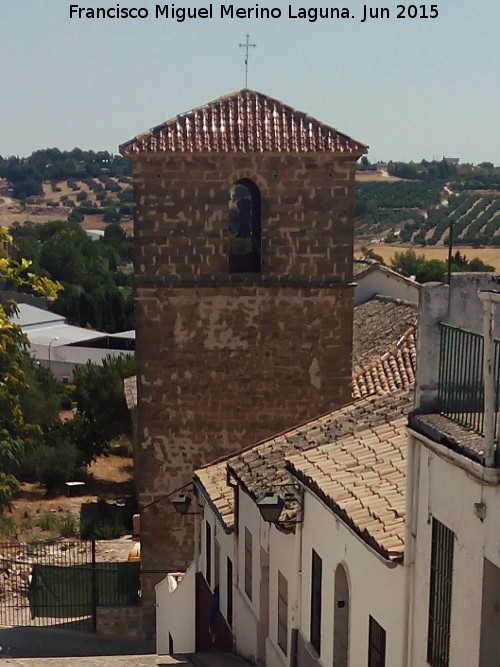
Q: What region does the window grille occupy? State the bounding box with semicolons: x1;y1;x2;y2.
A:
310;549;322;654
214;540;220;589
226;557;233;627
205;521;212;586
244;528;253;600
368;615;386;667
278;570;288;655
427;518;455;666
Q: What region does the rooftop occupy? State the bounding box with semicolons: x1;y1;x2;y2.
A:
287;416;407;560
353;295;417;369
410;412;487;464
352;326;415;400
20;323;108;348
353;258;421;289
11;303;65;329
120;89;368;157
195;387;412;538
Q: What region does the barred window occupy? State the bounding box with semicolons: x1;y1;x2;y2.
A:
214;540;220;589
226;557;233;627
244;528;253;600
427;518;455;666
368;616;386;667
277;571;288;655
310;549;322;654
205;521;212;586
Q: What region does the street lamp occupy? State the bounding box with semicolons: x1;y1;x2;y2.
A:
48;336;59;371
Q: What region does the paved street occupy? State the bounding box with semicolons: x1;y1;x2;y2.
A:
0;627;251;667
0;657;188;667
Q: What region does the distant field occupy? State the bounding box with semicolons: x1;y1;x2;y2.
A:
356;244;500;271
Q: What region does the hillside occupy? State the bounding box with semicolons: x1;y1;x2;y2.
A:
1;151;499;250
355;160;500;247
0;149;133;233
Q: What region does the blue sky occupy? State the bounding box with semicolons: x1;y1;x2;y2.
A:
2;0;499;163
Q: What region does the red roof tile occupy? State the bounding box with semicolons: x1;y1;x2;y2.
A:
287;417;407;560
352;326;416;399
120;90;368;156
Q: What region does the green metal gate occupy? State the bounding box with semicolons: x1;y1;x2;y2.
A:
0;539;139;630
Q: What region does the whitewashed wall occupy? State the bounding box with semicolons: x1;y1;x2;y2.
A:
267;524;299;667
408;431;500;667
156;563;196;654
234;489;265;663
355;268;419;305
300;491;406;666
206;505;235;632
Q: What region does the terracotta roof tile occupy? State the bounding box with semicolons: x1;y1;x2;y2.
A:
352;326;416;400
353;296;417;369
353;259;378;279
284;417;408;560
194;388;412;536
120;90;367;156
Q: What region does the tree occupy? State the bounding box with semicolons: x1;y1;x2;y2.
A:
468;257;495;272
12;179;43;200
0;227;61;491
391;248;420;277
73;354;135;443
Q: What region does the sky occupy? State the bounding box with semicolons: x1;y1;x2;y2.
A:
1;0;499;164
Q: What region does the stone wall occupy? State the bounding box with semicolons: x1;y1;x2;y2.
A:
96;605;144;638
132;153;355;284
129;151;358;636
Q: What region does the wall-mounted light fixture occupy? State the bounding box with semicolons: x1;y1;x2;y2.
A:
257;492;285;523
256;484;303;525
171;494;193;515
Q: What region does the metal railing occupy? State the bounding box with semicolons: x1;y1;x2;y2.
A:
0;539;140;631
438;323;500;436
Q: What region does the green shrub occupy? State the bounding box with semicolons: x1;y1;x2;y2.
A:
92;517;124;540
58;514;80;538
33;440;79;495
109;438;133;457
37;512;59;532
0;515;18;539
0;473;21;514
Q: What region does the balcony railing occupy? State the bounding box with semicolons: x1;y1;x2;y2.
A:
438;323;500;436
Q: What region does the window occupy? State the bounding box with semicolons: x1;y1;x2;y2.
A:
244;528;253;599
368;616;386;667
205;521;212;586
278;570;288;655
228;179;261;273
427;518;454;666
214;540;220;589
334;564;349;666
227;557;233;627
310;549;322;654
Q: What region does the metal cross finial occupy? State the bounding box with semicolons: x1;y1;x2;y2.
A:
239;34;256;89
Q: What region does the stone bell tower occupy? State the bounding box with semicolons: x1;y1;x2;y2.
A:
120;89;367;635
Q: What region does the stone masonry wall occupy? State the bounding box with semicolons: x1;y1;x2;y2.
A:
96;605;144;638
132;153;355;284
130;151;358;636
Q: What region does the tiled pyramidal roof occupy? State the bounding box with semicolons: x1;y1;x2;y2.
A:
119;89;368;156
